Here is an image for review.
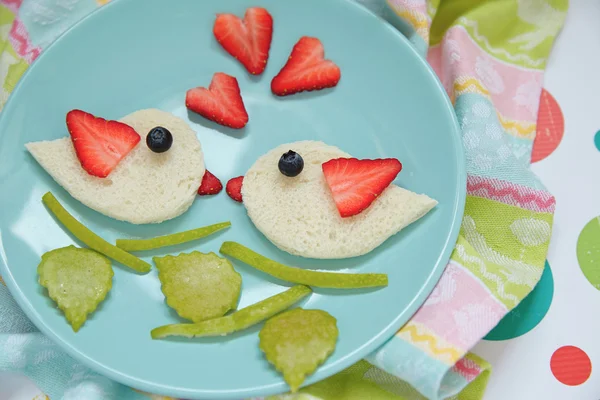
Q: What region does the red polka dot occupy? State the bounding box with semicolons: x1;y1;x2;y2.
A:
531;89;564;163
550;346;592;386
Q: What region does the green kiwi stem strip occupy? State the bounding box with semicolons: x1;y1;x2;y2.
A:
42;192;151;273
219;241;388;288
115;222;231;251
151;285;312;339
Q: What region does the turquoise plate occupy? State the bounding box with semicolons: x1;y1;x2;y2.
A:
0;0;465;398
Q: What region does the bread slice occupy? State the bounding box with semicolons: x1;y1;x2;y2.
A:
26;109;205;224
242;141;437;259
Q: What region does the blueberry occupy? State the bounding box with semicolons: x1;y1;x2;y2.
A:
278;150;304;177
146;127;173;153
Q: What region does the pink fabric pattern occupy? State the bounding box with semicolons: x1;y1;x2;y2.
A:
0;0;23;14
8;17;40;63
467;176;556;213
411;262;508;350
427;27;544;124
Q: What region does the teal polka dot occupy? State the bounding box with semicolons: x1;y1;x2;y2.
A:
484;261;553;341
595;130;600;151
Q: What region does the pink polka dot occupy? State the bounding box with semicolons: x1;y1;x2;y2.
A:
550;346;592;386
532;89;564;163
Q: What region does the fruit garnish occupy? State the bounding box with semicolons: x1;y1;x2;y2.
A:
213;7;273;75
278;150;304;177
259;308;338;392
322;157;402;218
146;126;173;153
38;245;113;332
198;170;223;196
115;222;230;252
154;251;242;322
42;192;151;273
151;285;311;339
271;37;341;96
226;176;244;202
186;72;249;129
220;241;388;288
66;109;140;178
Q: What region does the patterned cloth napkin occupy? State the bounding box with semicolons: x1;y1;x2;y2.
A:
0;0;567;399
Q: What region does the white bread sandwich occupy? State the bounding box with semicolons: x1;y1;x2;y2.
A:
26;109;205;224
242;141;437;259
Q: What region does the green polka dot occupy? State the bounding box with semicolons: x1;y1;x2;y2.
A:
484;261;553;341
577;217;600;290
595;130;600;152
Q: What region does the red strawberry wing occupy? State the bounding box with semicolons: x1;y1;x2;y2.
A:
66;109;140;178
322;158;402;218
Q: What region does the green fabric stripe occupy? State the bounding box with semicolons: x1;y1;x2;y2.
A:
450;196;552;309
462;196;553;266
429;0;568;69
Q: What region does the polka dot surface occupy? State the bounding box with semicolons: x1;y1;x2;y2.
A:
577;216;600;290
531;89;564;163
594;130;600;152
550;346;592;386
484;261;553;341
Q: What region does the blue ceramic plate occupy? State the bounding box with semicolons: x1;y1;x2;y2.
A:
0;0;465;398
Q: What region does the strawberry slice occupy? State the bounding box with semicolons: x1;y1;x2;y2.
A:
198;170;223;196
66;110;140;178
271;36;341;96
226;176;243;202
322;158;402;218
213;7;273;75
186;72;249;129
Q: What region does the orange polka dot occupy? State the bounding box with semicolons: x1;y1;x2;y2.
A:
531;89;564;163
550;346;592;386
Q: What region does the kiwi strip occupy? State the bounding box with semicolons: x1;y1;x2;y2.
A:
42;192;151;273
115;222;230;251
151;285;311;339
219;241;388;288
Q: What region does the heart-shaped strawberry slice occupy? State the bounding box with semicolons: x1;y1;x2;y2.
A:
271;36;341;96
213;7;273;75
185;72;249;129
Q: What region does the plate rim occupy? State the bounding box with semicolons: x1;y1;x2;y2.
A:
0;0;467;398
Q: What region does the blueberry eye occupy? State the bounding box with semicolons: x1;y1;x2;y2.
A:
146;126;173;153
278;150;304;177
